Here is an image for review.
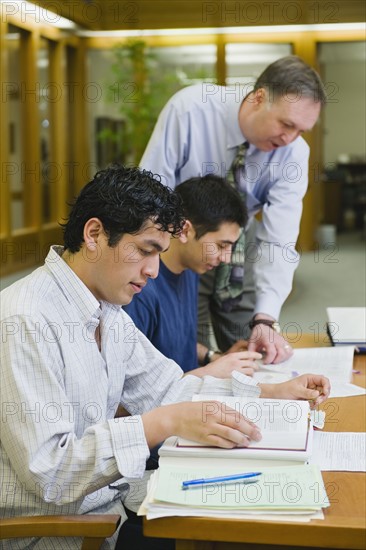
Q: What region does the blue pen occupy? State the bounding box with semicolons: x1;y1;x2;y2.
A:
182;472;262;490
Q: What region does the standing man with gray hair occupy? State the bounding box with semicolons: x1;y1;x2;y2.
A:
140;55;326;365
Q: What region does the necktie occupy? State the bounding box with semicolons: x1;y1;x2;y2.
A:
213;142;249;312
227;141;249;193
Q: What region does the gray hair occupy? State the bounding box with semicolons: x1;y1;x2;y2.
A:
254;55;327;106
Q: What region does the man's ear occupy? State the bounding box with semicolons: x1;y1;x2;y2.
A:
178;219;193;244
252;87;267;108
83;218;104;251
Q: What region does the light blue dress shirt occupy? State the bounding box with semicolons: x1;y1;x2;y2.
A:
140;83;310;319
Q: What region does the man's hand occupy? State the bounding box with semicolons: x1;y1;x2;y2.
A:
193;351;262;378
259;374;331;408
142;401;262;449
248;323;293;364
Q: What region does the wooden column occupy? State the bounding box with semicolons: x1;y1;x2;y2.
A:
72;40;90;192
0;18;10;239
293;34;320;252
20;29;41;230
216;34;226;86
42;38;67;248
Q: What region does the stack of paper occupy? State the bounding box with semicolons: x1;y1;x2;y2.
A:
139;462;329;521
139;396;331;521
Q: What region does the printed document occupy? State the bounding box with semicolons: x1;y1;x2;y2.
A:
311;432;366;471
254;346;358;398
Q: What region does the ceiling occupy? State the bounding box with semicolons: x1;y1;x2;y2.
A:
33;0;366;31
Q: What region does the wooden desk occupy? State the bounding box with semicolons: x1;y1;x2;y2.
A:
144;336;366;550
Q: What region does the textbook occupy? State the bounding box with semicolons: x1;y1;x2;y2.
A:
159;395;313;467
326;307;366;351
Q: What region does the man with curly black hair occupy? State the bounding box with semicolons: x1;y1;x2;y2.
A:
0;165;330;550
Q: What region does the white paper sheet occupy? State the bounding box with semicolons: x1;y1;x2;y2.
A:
311;432;366;471
327;382;366;398
253;346;359;398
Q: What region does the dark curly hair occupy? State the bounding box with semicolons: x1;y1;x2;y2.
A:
62;165;185;252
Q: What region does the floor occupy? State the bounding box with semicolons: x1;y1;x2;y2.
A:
1;232;365;334
280;231;366;333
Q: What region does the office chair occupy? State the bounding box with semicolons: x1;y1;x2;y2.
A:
0;514;121;550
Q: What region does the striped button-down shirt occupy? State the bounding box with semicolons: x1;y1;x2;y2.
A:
0;246;260;549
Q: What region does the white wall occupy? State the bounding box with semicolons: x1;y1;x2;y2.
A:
320;43;366;166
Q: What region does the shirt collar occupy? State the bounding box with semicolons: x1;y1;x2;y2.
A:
226;93;247;150
226;97;244;149
45;245;102;325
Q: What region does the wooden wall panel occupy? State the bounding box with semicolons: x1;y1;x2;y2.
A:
32;1;366;31
49;40;67;221
20;29;41;229
0;17;10;239
1;1;365;275
293;34;319;251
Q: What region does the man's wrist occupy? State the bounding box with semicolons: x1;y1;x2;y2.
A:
257;383;274;398
203;349;222;365
249;316;281;334
142;405;176;447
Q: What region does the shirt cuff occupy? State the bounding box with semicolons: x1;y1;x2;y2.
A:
231;371;261;398
109;416;150;478
254;296;282;321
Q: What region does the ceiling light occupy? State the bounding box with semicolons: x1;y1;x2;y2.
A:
77;22;366;38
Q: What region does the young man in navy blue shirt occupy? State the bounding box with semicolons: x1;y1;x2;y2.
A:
124;174;262;376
